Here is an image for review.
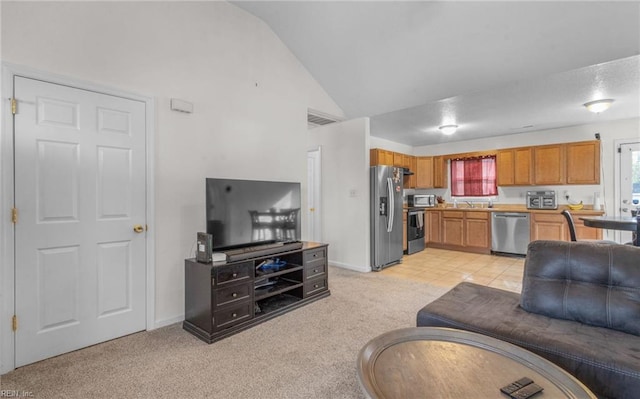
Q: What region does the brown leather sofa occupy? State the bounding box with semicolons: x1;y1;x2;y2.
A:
417;240;640;399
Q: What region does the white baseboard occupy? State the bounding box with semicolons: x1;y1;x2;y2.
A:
329;260;371;273
153;315;184;330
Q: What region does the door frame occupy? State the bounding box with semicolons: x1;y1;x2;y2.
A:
306;147;322;242
614;138;640;243
0;63;156;373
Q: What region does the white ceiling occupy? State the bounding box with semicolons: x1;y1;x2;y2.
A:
232;1;640;146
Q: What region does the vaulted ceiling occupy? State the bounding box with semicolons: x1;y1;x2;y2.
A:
232;1;640;146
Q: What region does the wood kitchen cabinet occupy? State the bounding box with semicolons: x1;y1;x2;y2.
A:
393;152;404;167
426;210;441;244
415;156;447;189
370;148;394;166
531;212;603;241
533;144;565;185
465;212;490;250
403;155;416;189
433;156;447;188
566;141;600;184
416;157;434;188
497;147;533;186
427;210;490;253
442;211;465;247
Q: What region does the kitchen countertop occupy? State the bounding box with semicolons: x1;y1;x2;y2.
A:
403;204;605;215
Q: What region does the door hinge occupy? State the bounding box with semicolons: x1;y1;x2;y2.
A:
11;98;17;115
11;207;18;224
12;315;18;331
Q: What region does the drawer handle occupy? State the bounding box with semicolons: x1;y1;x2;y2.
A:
232;273;238;278
313;269;318;273
232;292;237;298
314;284;319;288
313;254;318;258
232;313;237;318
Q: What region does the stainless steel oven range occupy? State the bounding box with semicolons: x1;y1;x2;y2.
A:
407;209;425;254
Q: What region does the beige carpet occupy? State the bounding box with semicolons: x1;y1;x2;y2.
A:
1;266;449;398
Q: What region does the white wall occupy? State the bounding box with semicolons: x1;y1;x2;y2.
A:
309;118;371;272
0;1;343;331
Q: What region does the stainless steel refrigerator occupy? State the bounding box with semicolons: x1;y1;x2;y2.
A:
370;165;404;271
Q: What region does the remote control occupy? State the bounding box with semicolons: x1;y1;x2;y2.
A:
500;377;534;395
511;383;544;399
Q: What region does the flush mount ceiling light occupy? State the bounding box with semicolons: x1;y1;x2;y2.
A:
439;124;458;135
583;99;614;113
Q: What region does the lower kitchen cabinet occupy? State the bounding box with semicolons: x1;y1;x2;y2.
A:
530;213;566;241
530;212;603;241
465;212;491;249
427;210;491;254
426;209;604;254
426;211;441;244
442;211;465;247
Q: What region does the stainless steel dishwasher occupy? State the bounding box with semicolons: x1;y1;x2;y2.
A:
491;212;530;256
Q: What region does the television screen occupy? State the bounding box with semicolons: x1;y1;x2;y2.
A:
206;178;301;250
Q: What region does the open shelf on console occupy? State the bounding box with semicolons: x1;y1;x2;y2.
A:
255;291;303;316
254;277;303;301
255;263;303;279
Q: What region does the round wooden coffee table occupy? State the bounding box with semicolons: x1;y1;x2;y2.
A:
357;327;596;399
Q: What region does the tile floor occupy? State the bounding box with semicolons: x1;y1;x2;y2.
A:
380;248;525;293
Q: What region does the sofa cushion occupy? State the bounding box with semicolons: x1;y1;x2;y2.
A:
417;282;640;399
521;240;640;336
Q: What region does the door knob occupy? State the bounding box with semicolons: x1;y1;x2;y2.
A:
133;225;144;233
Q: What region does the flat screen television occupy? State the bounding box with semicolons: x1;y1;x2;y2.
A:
206;178;301;251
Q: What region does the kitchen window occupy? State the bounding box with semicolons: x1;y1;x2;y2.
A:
451;155;497;196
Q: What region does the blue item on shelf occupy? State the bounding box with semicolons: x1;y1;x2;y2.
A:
257;258;286;272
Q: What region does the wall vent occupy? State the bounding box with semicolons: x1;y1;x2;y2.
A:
307;109;342;128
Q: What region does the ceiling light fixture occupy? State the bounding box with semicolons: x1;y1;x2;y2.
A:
583;99;614;113
439;124;458;135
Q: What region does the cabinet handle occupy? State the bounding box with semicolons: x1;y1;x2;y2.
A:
313;269;318;273
232;273;238;278
232;292;237;298
232;313;237;318
314;284;319;288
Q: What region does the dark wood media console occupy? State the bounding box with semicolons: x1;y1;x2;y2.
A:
183;241;330;343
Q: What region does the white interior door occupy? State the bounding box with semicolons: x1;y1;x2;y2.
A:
306;148;322;242
619;142;640;243
14;76;147;367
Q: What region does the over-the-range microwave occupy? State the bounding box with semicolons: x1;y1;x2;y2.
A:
408;194;436;208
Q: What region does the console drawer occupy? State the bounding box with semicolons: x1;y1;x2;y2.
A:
213;302;252;330
303;248;326;264
305;260;326;280
214;282;252;308
304;276;327;297
215;261;253;286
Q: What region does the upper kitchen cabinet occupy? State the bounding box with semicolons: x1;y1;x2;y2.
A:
433;156;447;188
532;140;600;185
497;148;533;186
403;154;417;189
370;148;394;166
566;141;600;184
416;156;434;188
533;144;565;185
393;152;404;167
415;156;447;189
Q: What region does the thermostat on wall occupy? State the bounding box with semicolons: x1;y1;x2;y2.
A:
170;98;193;113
